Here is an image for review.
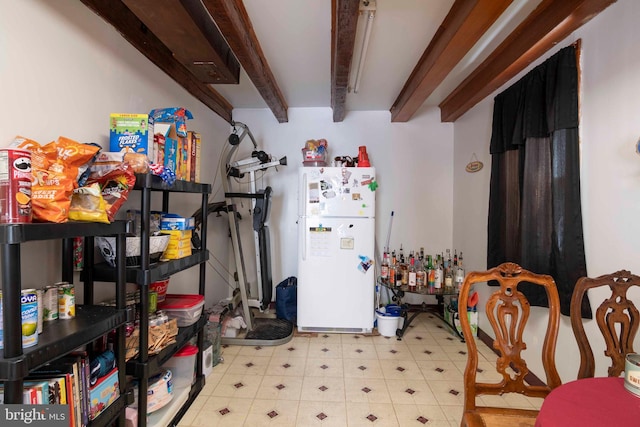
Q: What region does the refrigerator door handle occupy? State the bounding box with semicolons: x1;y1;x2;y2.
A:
300;216;307;261
299;172;307;216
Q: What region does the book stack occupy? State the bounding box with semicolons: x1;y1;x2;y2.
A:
0;351;120;427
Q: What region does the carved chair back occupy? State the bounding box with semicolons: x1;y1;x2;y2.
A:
570;270;640;378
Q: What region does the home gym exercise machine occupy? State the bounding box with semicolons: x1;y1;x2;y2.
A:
217;122;292;345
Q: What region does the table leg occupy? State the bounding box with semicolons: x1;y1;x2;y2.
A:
383;285;465;342
396;305;422;340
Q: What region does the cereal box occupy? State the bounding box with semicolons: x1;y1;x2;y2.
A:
155;123;178;174
160;214;195;230
89;367;119;421
109;114;154;161
189;131;201;182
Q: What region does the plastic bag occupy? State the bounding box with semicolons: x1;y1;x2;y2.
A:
275;276;297;324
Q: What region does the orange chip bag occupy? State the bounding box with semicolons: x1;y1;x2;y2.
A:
31;171;76;223
42;137;100;182
10;136;43;152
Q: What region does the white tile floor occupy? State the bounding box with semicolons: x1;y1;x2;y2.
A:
178;312;543;426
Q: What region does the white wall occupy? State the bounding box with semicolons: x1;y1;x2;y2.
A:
453;0;640;382
230;107;454;304
0;0;232;306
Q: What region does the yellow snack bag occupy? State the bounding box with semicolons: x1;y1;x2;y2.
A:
69;183;110;224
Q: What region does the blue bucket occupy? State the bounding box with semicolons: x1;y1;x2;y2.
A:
385;304;402;317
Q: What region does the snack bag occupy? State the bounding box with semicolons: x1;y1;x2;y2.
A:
31;151;76;223
69;182;110;223
10;136;42;152
31;137;100;223
87;151;138;221
42;137;100;183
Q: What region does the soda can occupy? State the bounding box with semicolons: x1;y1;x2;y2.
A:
73;236;84;271
43;285;59;321
21;289;38;347
58;283;75;319
36;288;43;334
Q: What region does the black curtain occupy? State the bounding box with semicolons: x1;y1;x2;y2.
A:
487;45;591;318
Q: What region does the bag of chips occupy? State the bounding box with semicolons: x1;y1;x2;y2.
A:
69;182;110;223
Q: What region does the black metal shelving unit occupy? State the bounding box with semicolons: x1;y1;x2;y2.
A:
0;220;129;427
91;174;210;427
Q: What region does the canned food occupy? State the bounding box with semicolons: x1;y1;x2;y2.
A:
42;285;59;321
0;148;32;223
149;290;158;314
625;353;640;397
156;310;168;325
149;315;160;327
36;288;43;334
21;289;38;348
58;283;75;319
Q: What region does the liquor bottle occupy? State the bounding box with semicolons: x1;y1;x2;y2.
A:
416;252;426;289
408;256;417;290
455;251;465;292
435;256;443;290
427;255;435;293
399;253;409;286
389;251;397;287
381;251;390;282
444;249;451;275
444;261;454;292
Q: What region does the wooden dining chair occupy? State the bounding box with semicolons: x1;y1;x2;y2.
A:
570;270;640;379
457;262;562;427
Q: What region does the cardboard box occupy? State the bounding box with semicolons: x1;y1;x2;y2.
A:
160;214;195;230
178;135;190;181
163;247;192;259
444;307;478;337
160;229;192;239
109;113;154;160
166;238;192;250
155;123;178;174
154;133;165;166
89;367;120;421
189;131;201;182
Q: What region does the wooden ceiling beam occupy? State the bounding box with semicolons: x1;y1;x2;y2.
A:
439;0;617;123
331;0;359;122
121;0;240;84
80;0;233;123
390;0;513;123
202;0;288;123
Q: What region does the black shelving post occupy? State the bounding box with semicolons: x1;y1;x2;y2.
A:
137;183;151;427
1;242;23;403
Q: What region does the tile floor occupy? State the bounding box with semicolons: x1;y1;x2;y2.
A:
178;312;543;426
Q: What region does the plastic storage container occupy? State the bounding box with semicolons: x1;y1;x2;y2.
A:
150;277;170;303
163;344;198;389
158;294;205;327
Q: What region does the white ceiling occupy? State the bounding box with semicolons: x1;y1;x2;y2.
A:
211;0;543;114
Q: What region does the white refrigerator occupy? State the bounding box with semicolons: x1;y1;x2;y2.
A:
297;166;376;333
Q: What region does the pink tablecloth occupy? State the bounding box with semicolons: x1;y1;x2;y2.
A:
536;377;640;426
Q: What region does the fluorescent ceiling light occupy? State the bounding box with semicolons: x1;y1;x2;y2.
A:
349;0;376;94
